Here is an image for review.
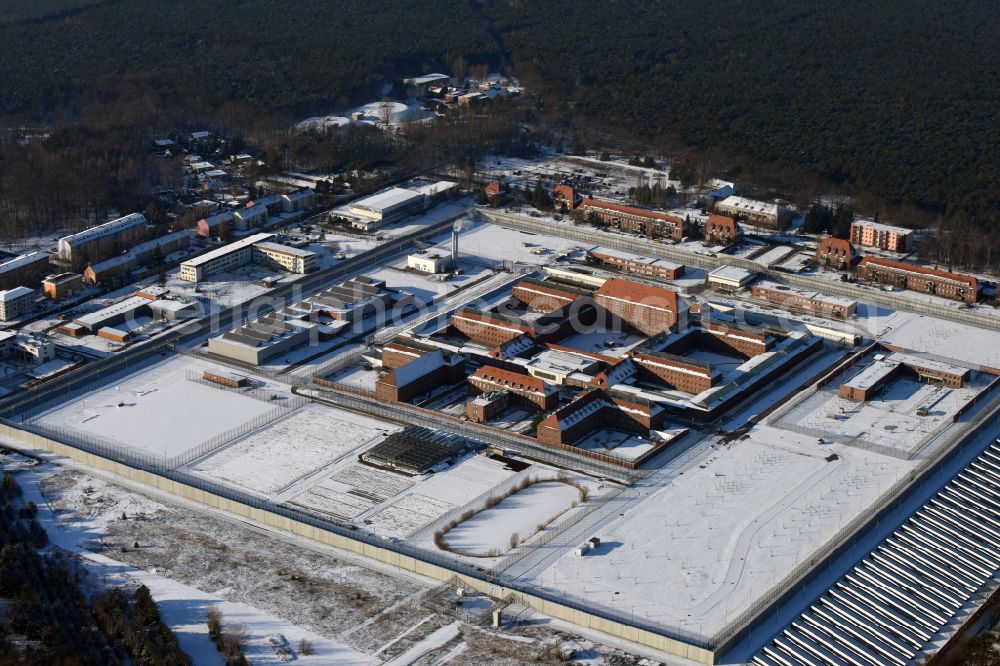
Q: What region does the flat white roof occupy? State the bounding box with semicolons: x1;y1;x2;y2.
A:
843;359;900;391
254;242;317;259
0;286;33;301
889;352;968;377
75;295;150;328
754;280;858;307
852;218;912;236
708;265;755;284
0;251;48;274
351;187;421;213
181;233;273;268
409;181;458;197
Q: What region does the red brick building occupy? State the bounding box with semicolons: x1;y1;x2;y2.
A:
856;258;978;303
468;365;558;410
536;389;665;447
512;278;590;313
815;237;857;269
581;199;690;241
551;184;580;209
483;181;506;201
466;391;509;422
629;349;714;394
702;214;742;245
839;352;969;402
751;281;857;318
593;277;683;336
586;250;685;281
375;350;465;403
382;338;440;370
850;220;912;252
451;309;537;347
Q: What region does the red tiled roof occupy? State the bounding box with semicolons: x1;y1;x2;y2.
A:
552;184;575;201
594;277;679;311
581;198;683;225
857;257;977;288
470;365;554;395
817;237;855;256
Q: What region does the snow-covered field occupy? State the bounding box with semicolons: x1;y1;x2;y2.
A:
363;260;494;302
34;356;280;458
526;425;910;639
290;463;415;520
776;376;988;456
11;462;375;666
365;455;519;539
442;481;582;556
878;312;1000;371
191;404;398;497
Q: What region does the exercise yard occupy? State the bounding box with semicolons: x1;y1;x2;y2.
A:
523;425;911;641
189;404;398;497
775;372;991;458
440;480;583;557
32;356;283;459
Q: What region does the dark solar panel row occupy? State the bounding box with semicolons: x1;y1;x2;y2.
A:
753;440;1000;666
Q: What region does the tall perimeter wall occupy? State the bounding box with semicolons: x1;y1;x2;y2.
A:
0;422;717;665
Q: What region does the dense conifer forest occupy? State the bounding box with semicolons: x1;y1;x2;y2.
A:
1;0;998;251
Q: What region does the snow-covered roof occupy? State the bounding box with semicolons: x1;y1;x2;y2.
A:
0;286;33;301
350;187;421;213
74;295;150;328
753;280;858;307
182;233;273;268
59;213;147;249
717;196;781;217
708;265;756;285
254;242;317;259
0;251;49;274
851;218;912;236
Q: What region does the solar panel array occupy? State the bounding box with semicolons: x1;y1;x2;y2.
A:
754;440;1000;666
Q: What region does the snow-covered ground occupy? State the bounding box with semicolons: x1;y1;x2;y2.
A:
190;404;398;498
776;374;991;457
363;260;494;303
34;356;282;459
442;480;582;556
525;425;911;640
12;462;374;666
877;311;1000;370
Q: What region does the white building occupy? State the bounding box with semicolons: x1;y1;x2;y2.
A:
180;233;274;282
179;233;317;282
347;188;424;230
233;202;269;230
281;189;316;213
56;213;148;267
0;331;56;364
407;252;452;274
707;265;757;291
254;242;318;274
0;286;34;321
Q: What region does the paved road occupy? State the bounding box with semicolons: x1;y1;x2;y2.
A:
480;209;1000;331
0;210;465;419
